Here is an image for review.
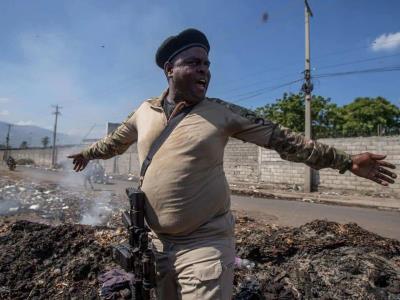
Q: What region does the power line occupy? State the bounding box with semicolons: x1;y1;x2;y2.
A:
314;65;400;79
228;65;400;106
220;72;302;97
217;52;400;98
215;39;400;94
232;78;303;103
82;124;100;141
229;65;400;104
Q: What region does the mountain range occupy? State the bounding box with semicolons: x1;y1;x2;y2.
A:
0;121;82;148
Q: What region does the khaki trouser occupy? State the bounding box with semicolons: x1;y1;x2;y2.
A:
151;236;235;300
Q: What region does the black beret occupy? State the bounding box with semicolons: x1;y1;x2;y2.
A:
155;28;210;69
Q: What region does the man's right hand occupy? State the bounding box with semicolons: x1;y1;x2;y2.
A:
67;153;89;172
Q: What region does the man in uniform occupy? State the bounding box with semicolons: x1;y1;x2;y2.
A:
68;28;397;299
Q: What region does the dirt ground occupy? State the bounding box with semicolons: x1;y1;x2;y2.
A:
0;173;400;299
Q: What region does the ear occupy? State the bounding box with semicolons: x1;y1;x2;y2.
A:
164;62;174;78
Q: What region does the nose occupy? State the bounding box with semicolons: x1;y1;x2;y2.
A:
197;62;209;74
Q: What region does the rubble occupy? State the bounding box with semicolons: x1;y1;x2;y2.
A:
0;177;124;226
0;220;125;300
0;176;399;299
234;216;400;299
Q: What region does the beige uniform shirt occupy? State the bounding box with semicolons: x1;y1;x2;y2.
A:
82;90;351;240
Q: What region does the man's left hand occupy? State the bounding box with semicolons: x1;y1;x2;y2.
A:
350;153;397;186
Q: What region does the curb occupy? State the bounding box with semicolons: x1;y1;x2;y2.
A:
230;188;400;212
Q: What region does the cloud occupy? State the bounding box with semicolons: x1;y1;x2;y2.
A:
0;97;10;104
0;109;10;116
16;120;34;126
371;32;400;51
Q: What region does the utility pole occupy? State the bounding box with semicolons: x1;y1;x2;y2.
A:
51;105;62;168
4;124;11;160
302;0;314;192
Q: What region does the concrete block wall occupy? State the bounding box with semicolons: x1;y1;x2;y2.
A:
1;135;399;195
4;146;86;167
223;136;400;194
317;136;400;193
259;148;305;186
0;144;140;176
223;139;306;187
224;139;259;183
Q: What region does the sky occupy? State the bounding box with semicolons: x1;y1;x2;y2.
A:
0;0;399;139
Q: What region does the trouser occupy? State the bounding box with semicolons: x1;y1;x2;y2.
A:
84;176;94;190
151;236;235;300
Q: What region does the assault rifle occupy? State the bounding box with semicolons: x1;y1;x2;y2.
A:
113;188;156;300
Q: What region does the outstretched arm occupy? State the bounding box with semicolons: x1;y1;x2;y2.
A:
68;112;138;172
267;126;397;186
212;98;397;186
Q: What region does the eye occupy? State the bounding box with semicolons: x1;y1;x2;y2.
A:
186;60;199;67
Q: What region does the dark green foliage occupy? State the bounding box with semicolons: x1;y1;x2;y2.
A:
19;141;28;149
255;93;400;138
41;136;50;148
339;97;400;137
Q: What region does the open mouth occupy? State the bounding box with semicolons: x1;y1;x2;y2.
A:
196;79;207;90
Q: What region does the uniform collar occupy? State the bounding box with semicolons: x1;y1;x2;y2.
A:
148;88;207;110
148;89;168;111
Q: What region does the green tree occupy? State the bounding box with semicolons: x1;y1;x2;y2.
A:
255;92;341;138
20;141;28;149
340;97;400;136
41;136;50;148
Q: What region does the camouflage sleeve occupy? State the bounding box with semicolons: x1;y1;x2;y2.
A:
268;125;352;171
81;112;137;160
210;98;352;171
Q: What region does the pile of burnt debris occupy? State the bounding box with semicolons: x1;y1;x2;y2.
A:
0;216;399;299
0;176;399;299
0;220;124;299
234;216;400;299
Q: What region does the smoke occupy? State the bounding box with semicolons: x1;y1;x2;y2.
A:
52;145;89;188
79;191;113;226
0;198;21;215
0;185;22;215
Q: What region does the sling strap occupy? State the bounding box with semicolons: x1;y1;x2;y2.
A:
139;105;193;187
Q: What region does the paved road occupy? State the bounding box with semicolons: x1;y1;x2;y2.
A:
231;195;400;240
3;165;400;240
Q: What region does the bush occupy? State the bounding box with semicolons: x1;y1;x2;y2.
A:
16;158;35;165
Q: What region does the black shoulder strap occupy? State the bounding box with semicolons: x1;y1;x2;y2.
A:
139;106;193;186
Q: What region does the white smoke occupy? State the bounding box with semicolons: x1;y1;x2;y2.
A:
79;191;113;226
